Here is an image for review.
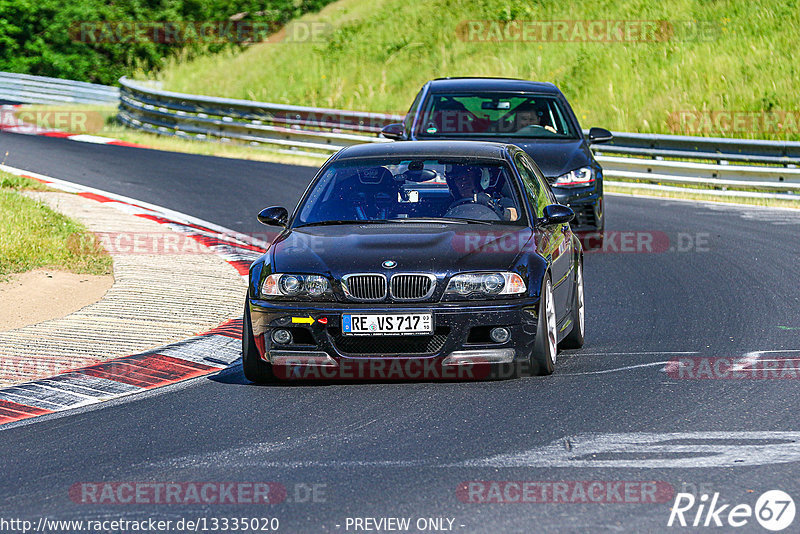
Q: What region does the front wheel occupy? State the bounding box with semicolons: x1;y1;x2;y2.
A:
560;259;585;349
242;297;274;384
530;277;557;376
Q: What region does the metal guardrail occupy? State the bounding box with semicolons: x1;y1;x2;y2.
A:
117;77;397;153
597;132;800;166
0;72;119;105
77;77;798;198
597;156;800;189
0;71;793;200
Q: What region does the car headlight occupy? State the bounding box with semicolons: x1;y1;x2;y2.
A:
445;272;527;298
261;274;332;299
553;166;594;187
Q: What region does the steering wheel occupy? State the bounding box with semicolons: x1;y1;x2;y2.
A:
515;124;558;135
448;197;478;209
444;202;502;221
515;124;547;134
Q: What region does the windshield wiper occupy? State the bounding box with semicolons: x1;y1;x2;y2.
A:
295;220;392;228
391;217;495;226
297;218;497;228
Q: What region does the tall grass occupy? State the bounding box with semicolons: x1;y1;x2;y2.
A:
156;0;800;140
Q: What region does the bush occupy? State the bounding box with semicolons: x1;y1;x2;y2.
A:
0;0;333;85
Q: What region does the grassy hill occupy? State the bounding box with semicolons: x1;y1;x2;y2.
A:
156;0;800;139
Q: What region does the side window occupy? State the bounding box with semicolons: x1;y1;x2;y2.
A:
514;153;537;199
514;153;547;218
525;157;554;216
404;88;424;136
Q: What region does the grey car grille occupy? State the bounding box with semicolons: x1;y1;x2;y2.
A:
390;274;436;301
342;274;387;301
341;273;436;301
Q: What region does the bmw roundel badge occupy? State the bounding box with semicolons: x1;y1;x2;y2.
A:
382;260;397;269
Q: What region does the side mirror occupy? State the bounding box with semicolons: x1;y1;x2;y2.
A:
588;127;613;144
258;206;288;227
539;204;575;227
380;123;404;140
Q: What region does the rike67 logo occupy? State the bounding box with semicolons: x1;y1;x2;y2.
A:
668;490;795;531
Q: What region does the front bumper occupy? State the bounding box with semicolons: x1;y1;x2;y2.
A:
550;183;603;231
248;298;540;378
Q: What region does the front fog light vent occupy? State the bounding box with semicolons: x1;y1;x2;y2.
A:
271;329;292;345
490;327;510;343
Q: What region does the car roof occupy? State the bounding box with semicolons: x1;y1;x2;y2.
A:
334;140;515;161
426;77;561;95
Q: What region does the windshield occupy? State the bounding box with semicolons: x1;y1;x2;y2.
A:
294;158;526;227
416;92;578;139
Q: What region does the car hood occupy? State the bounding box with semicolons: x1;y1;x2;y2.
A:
512;139;593;178
413;136;593;178
270;224;533;276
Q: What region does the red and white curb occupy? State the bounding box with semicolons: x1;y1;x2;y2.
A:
1;104;146;148
0;320;243;425
0;164;270;427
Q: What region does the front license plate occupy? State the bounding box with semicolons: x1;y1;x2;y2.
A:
342;313;433;336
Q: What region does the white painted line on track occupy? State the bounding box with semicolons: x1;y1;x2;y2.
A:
558;361;672;376
65;134;121;144
728;349;800;373
577;351;699;356
732;351;763;372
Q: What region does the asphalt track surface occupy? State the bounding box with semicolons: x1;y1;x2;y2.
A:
2;132;800;532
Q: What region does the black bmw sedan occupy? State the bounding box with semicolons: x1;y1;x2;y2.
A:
381;77;612;233
243;141;584;382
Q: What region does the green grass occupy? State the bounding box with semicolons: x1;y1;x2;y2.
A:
0;172;52;192
0;172;112;278
154;0;800;141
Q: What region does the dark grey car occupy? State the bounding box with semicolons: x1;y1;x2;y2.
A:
381;77;612;233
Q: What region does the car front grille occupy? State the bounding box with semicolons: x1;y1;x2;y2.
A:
570;204;597;228
330;327;450;356
342;274;387;301
390;274;436;300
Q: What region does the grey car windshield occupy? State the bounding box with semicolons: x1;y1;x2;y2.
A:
417;93;578;139
295;159;526;226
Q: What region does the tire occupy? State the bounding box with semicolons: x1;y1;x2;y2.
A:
242;298;274;384
560;259;585;349
530;277;557;376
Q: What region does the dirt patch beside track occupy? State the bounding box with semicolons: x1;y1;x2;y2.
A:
0;269;113;331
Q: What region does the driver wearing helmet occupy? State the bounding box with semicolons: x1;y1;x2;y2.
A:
445;164;504;219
